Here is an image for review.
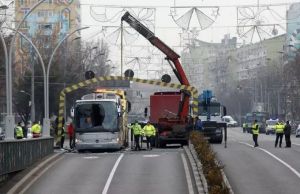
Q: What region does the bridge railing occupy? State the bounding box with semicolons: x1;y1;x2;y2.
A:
0;137;54;181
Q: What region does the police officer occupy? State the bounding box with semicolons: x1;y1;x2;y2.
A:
142;121;156;150
31;121;42;138
284;120;292;148
252;120;259;147
15;122;24;139
131;121;142;151
275;121;284;148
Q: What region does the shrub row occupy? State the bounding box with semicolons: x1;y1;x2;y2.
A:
190;131;230;194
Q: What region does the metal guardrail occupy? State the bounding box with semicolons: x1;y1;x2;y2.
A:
0;137;54;176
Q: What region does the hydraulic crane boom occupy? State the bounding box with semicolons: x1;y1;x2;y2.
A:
121;11;190;86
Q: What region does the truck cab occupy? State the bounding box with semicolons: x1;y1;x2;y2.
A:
198;91;227;144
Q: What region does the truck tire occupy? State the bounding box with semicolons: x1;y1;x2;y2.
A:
181;140;189;146
215;138;223;144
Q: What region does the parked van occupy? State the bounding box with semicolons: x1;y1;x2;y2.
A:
222;116;238;127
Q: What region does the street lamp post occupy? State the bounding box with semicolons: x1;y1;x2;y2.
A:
4;27;46;135
5;0;46;139
0;4;9;137
43;27;89;136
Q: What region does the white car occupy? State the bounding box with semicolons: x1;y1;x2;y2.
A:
0;126;4;140
296;124;300;138
222;116;238;127
265;119;278;135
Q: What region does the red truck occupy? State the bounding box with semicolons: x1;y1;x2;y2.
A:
122;12;192;147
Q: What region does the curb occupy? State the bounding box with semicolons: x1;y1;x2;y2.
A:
184;145;208;194
186;143;235;194
215;159;235;194
7;151;65;194
220;167;234;194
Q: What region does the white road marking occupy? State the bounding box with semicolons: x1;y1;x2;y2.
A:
143;154;160;158
292;143;300;147
83;156;99;159
102;153;124;194
239;141;300;179
16;157;63;194
181;153;195;194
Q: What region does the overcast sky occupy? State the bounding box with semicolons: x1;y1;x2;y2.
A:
80;0;300;43
79;0;300;78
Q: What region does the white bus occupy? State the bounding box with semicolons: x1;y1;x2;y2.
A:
74;90;129;151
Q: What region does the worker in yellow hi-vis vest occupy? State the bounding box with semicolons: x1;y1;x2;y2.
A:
15;122;24;139
142;121;156;150
252;120;259;147
31;121;42;138
275;121;285;148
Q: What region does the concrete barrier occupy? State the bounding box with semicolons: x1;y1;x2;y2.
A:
0;137;54;181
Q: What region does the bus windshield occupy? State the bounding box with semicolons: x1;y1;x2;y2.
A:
246;112;269;123
198;102;221;116
75;101;118;132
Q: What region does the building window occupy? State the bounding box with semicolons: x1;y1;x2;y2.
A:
19;0;24;5
38;10;53;18
20;21;29;29
38;23;52;30
61;8;71;30
21;8;30;15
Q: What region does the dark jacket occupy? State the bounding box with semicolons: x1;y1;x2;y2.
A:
284;123;291;135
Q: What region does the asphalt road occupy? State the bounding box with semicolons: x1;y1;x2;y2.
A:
23;148;193;194
212;127;300;194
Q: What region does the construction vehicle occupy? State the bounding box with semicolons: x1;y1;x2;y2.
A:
122;12;192;147
73;89;130;151
198;90;227;144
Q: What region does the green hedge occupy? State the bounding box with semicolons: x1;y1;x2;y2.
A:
190;131;230;194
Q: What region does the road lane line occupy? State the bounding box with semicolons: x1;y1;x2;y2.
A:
181;153;195;194
239;141;300;179
292;143;300;147
102;153;124;194
16;157;63;194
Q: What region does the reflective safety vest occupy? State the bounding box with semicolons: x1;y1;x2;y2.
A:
275;123;284;133
15;126;23;138
243;123;247;128
31;124;41;134
131;123;142;135
143;124;156;137
252;124;259;135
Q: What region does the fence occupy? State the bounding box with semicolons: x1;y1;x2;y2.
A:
0;137;53;181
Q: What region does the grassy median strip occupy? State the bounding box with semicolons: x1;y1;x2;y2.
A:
190;131;230;194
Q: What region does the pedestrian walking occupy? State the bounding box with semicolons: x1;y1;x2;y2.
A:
15;122;24;139
252;120;259;147
67;122;75;149
275;121;284;148
131;120;142;151
31;121;42;138
142;121;156;150
284;120;292;148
